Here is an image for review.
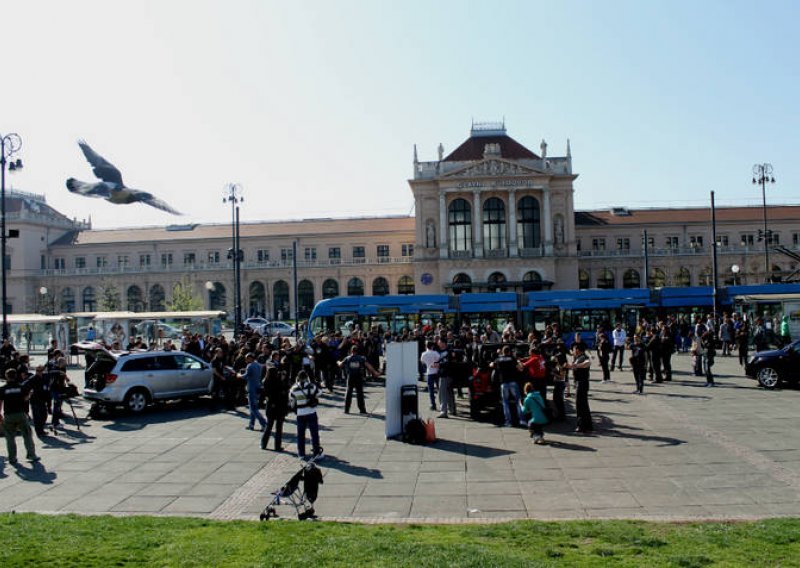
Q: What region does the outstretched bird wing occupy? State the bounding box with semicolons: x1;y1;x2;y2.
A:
77;140;124;186
128;190;182;216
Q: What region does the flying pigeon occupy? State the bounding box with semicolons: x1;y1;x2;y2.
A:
66;140;181;215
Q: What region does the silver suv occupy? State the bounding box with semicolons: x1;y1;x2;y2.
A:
79;344;213;413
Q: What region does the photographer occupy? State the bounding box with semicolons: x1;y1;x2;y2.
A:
0;368;40;464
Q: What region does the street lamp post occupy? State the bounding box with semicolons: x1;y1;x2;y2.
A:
223;184;244;333
1;132;23;340
752;163;776;282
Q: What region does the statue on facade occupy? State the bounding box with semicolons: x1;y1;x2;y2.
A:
426;221;436;248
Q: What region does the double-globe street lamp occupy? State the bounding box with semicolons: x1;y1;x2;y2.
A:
1;132;23;340
752;163;776;282
223;183;243;333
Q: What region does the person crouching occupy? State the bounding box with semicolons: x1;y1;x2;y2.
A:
522;382;549;445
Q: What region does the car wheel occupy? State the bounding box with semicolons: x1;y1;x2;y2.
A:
757;367;780;389
124;388;150;413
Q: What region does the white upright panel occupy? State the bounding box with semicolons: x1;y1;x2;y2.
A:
384;341;419;439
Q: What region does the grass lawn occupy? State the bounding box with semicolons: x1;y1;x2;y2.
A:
0;514;798;567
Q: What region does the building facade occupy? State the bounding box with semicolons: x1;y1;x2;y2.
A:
5;124;800;319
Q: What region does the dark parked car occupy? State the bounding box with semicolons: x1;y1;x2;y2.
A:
745;339;800;389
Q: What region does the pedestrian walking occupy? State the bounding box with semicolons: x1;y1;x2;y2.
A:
261;365;288;451
701;330;716;387
566;343;593;433
629;335;646;394
420;341;440;411
0;369;40;465
289;371;323;460
611;322;627;371
239;353;267;431
338;345;377;414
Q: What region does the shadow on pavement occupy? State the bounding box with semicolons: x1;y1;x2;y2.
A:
323;454;383;479
596;415;686;447
12;462;57;484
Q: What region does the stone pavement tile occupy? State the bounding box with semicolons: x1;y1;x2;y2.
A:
694;473;788;489
565;467;627;480
184;483;240;497
0;483;57;511
468;493;526;513
376;461;421;473
162;496;227;514
197;465;263;485
16;492;88;513
470;510;529;520
527;509;587;520
466;468;516;482
419;461;465;473
112;495;177;513
415;482;466;497
514;467;567;482
410;495;467;517
467;481;521;496
680;488;756;506
622;490;689;507
762;501;800;516
701;504;770;518
417;471;465;484
66;493;130;513
575;491;640;510
570;478;628;494
353;496;413;518
314;496;359;518
367;471;418;484
317;481;367;497
743;487;799;504
623;478;682;494
641;505;711;519
363;481;417;497
135;483;195;497
584;507;648;519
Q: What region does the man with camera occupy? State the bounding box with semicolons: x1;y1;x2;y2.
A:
0;368;40;465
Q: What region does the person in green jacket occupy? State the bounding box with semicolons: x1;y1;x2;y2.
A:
779;315;791;347
521;382;549;445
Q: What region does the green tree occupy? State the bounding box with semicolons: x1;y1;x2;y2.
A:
99;280;121;311
168;279;203;312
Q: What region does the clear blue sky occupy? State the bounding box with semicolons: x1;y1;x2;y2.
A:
3;0;798;228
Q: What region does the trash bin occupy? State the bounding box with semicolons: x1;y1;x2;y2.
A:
400;384;418;436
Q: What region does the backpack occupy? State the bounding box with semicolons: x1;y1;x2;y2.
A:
403;418;427;444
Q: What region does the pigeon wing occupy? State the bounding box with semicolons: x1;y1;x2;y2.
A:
77;140;124;186
129;189;182;216
66;178;112;198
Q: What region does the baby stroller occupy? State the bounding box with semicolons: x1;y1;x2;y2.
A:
259;457;324;521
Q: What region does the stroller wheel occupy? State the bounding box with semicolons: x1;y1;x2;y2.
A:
259;513;267;521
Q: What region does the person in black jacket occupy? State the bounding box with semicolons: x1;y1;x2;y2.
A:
659;324;675;381
596;333;612;382
644;329;663;383
261;365;289;451
25;365;50;437
629;335;646;394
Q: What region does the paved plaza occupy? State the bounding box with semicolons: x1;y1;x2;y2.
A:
1;353;799;522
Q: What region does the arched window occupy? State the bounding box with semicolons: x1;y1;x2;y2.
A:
597;269;615;289
372;277;389;296
82;286;96;312
298;280;314;318
452;273;472;294
698;268;712;286
273;280;289;319
209;282;226;312
623;269;640;289
517;196;541;249
649;268;667;288
448;198;472;252
347;277;364;296
61;287;76;313
149;284;165;312
676;267;691;287
488;271;507;292
248;281;266;316
578;269;590;289
771;264;783;282
126;285;144;312
322;279;339;299
522;271;543;291
483;198;506;251
398;275;415;295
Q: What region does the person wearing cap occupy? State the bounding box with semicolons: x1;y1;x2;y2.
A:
0;368;40;464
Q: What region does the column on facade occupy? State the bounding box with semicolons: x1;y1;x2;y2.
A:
543;188;553;255
438;190;448;259
508;189;518;256
472;190;483;257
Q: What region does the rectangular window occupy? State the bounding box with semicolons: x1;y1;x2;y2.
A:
41;255;46;270
140;254;151;267
401;243;414;257
256;249;270;262
352;246;365;259
616;237;630;251
207;251;220;264
304;247;317;261
717;235;729;247
96;256;107;268
328;247;341;259
767;232;780;245
741;233;755;247
118;255;129;268
183;252;196;266
576;239;581;252
591;238;605;251
689;235;704;248
281;248;294;262
377;245;390;261
75;256;86;269
665;236;679;249
161;253;173;267
793;233;800;246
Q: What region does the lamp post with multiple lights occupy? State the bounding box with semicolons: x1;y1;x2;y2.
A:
223;184;244;333
752;163;776;282
1;132;23;340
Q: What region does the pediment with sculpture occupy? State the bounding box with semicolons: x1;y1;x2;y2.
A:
441;158;542;179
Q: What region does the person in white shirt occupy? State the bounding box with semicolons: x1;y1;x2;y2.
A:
420;341;440;411
611;322;627;371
